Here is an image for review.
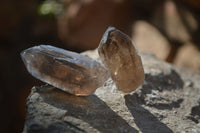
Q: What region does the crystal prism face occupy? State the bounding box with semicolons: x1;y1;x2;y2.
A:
98;27;145;93
21;45;109;96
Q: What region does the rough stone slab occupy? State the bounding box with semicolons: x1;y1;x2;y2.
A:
23;50;200;133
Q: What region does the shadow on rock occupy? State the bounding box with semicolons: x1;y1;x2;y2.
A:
146;98;184;110
134;69;184;110
145;69;184;91
125;94;174;133
38;86;138;133
187;101;200;124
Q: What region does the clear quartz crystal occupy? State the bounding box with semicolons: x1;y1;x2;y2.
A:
98;27;145;93
21;45;109;96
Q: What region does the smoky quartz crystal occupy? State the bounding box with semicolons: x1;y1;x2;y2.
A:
98;27;145;93
21;45;109;96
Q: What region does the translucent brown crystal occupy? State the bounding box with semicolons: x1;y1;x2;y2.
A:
21;45;109;96
98;27;145;93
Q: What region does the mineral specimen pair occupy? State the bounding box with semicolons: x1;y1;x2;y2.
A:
21;27;145;96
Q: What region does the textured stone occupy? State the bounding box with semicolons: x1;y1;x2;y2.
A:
23;50;200;133
21;45;109;96
98;27;145;93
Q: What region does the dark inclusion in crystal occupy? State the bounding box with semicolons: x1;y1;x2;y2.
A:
98;27;145;93
21;45;109;96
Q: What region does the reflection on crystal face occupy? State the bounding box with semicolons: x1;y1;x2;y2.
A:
21;45;109;96
98;27;145;93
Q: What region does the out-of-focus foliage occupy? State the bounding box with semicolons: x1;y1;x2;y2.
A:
38;0;64;17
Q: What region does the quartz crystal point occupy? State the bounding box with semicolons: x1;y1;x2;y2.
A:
98;27;145;93
21;45;109;96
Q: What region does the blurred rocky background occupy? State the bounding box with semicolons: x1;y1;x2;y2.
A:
0;0;199;132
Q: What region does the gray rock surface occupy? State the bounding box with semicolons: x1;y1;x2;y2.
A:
23;50;200;133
